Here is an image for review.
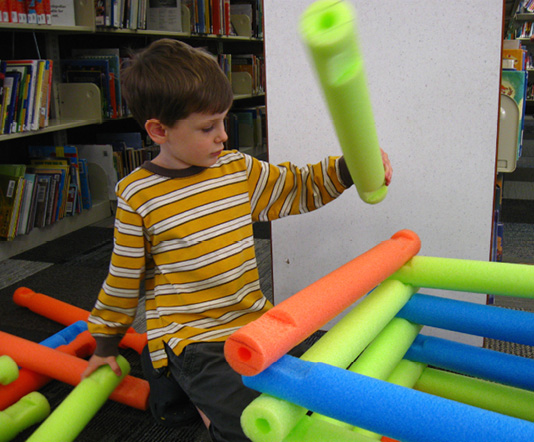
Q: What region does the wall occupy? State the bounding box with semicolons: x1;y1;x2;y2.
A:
264;0;503;345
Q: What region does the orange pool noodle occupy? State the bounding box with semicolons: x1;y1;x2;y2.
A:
0;331;149;411
381;438;400;442
0;331;95;411
13;287;147;354
224;229;421;376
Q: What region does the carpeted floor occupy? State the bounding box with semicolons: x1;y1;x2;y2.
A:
1;217;533;440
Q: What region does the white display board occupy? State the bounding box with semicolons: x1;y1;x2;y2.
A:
264;0;503;345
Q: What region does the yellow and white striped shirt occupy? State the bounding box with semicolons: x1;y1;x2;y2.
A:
88;150;351;368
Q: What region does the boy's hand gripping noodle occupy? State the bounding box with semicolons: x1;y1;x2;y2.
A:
300;0;387;204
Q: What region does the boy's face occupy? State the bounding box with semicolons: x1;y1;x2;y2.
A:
154;110;230;169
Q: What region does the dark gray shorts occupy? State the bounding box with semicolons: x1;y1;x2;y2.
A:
141;340;310;442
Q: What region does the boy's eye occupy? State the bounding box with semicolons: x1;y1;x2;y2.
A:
202;126;214;133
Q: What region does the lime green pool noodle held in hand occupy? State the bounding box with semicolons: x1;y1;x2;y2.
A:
27;355;130;442
300;0;387;204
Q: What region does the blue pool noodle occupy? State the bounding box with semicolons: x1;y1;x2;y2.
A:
405;334;534;391
39;321;87;349
397;293;534;346
243;355;534;442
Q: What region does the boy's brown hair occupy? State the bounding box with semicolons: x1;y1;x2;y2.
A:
122;38;234;127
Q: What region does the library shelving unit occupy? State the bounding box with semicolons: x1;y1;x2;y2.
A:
0;1;266;260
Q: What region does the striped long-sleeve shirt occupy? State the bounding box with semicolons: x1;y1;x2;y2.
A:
88;150;352;368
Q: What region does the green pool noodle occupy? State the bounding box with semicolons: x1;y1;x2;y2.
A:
0;392;50;442
26;355;130;442
300;0;387;204
390;256;534;298
241;280;416;442
386;359;426;388
313;318;422;436
284;415;382;442
415;367;534;422
0;355;19;385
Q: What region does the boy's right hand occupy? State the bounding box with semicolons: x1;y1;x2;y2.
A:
82;354;122;380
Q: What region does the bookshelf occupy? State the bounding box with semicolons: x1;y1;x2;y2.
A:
0;0;266;260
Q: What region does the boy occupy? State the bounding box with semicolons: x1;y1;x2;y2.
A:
83;38;392;441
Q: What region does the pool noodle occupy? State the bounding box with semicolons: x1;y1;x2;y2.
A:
284;415;383;442
13;287;147;354
241;280;416;442
390;256;534;298
0;355;18;385
27;355;130;442
314;318;421;437
405;334;534;391
415;367;534;422
300;0;387;204
397;293;534;346
225;229;421;376
39;320;88;348
0;324;95;411
0;392;50;442
0;330;149;410
243;355;534;442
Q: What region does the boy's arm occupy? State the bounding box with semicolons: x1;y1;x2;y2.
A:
86;196;146;375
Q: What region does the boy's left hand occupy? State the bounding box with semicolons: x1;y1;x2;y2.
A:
380;148;392;186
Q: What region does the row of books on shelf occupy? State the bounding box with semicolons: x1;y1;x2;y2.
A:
0;136;159;240
61;48;129;119
0;0;75;26
219;53;264;95
0;145;90;241
0;59;53;135
95;0;262;37
517;0;534;14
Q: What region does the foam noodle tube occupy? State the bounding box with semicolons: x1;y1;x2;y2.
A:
0;330;149;410
300;0;387;204
313;318;421;432
225;229;420;376
284;415;382;442
397;293;534;345
415;367;534;422
13;287;147;353
405;334;534;391
390;256;534;298
0;329;96;411
243;355;534;442
26;356;130;442
39;320;88;349
0;355;19;385
0;392;50;442
241;280;417;442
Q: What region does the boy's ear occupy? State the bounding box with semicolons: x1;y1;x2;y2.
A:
145;119;167;144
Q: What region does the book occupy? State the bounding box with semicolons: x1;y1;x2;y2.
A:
78;158;92;210
6;60;40;132
17;173;36;236
30;60;46;131
4;64;28;133
0;164;26;240
34;0;45;23
146;0;181;32
50;0;75;25
2;71;21;135
0;0;9;22
29;160;70;221
32;174;51;228
26;0;37;23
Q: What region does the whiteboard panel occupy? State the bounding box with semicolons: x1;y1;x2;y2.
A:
264;0;503;345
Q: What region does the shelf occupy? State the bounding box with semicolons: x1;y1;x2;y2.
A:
0;199;112;260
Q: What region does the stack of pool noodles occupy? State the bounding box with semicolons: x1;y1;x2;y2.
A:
224;229;534;442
